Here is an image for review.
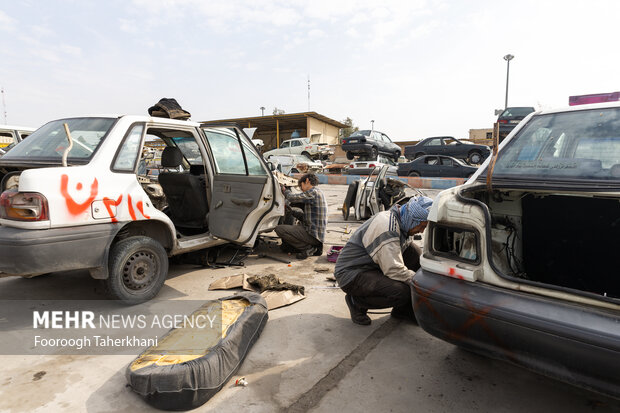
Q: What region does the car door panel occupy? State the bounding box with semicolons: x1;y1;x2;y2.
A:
209;174;268;241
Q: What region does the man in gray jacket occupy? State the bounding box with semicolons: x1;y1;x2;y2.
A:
334;196;433;325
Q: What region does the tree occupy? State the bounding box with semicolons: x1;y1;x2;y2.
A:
341;117;359;139
272;107;286;115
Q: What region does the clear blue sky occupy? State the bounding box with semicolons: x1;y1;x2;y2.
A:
2;1;619;141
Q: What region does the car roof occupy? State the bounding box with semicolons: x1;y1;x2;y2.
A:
47;115;203;128
0;125;37;132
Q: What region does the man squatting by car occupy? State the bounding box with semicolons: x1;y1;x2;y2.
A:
334;196;433;325
275;173;328;259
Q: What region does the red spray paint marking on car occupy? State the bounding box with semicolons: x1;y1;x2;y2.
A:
60;174;98;215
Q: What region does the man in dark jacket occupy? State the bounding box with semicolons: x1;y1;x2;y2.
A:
334;196;433;325
275;173;328;259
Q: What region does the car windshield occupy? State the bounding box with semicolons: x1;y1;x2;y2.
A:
499;107;534;118
491;107;620;181
2;118;115;162
349;130;371;137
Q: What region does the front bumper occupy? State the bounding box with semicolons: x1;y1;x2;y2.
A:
0;224;118;276
413;269;620;398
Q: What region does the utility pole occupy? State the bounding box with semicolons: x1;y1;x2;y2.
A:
307;75;310;111
1;86;6;124
260;106;265;116
503;54;514;109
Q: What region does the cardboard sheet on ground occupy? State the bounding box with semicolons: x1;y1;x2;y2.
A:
209;274;306;310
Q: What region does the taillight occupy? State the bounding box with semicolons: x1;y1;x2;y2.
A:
0;191;49;221
499;119;508;124
368;164;376;168
342;139;346;144
305;146;312;149
349;164;355;168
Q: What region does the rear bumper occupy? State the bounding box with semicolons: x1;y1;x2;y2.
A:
0;224;118;276
342;143;372;154
412;269;620;398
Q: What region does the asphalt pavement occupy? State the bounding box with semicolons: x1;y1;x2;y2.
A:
0;184;618;412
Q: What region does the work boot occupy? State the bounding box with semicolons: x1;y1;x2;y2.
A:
312;243;323;256
345;294;371;325
296;246;317;259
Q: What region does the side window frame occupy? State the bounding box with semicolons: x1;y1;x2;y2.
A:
110;122;146;173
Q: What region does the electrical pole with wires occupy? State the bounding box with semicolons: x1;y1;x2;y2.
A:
307;75;310;111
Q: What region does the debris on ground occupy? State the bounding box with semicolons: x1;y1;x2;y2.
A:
209;273;306;310
313;265;331;273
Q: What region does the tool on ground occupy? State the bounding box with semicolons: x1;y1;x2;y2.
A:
257;253;291;264
235;377;248;387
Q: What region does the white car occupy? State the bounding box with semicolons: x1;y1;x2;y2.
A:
263;138;334;160
0;125;36;156
345;154;397;175
267;154;323;175
0;115;284;303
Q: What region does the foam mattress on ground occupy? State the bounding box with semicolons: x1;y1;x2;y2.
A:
126;292;268;411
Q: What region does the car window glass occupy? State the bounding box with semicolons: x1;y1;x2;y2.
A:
382;134;392;142
203;128;246;175
444;138;458;145
240;137;268;175
171;136;203;165
441;157;453;166
113;124;144;171
425;157;438;165
291;140;302;147
493;108;620;180
2;117;114;162
425;139;442;146
281;141;290;148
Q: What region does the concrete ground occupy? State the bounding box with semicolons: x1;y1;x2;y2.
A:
0;185;618;412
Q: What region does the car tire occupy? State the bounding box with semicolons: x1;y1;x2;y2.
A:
414;152;425;159
393;151;401;162
408;171;420;177
346;151;355;160
468;151;482;164
371;147;378;159
106;236;168;304
301;151;311;158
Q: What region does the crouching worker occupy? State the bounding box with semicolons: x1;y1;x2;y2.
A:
334;196;433;325
275;173;327;259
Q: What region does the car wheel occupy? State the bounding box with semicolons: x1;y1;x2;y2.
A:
342;201;350;220
414;152;425;159
468;151;482;164
106;236;168;304
393;151;401;162
301;151;311;158
346;151;355;160
408;171;420;177
371;147;378;159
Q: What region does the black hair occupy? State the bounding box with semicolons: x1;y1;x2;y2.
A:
298;173;319;187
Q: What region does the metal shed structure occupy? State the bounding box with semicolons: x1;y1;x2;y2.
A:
200;112;347;151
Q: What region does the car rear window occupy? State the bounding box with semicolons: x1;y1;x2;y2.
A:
349;130;371;137
2;118;115;163
491;107;620;181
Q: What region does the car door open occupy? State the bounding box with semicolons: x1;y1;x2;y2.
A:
203;127;275;243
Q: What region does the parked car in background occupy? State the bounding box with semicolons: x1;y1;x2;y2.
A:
345;154;397;176
263;137;334;160
266;154;323;175
0;125;36;156
404;136;490;164
0;115;284;303
341;130;401;161
497;106;535;141
397;155;477;178
413;102;620;398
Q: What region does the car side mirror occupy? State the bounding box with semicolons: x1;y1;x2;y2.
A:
267;162;276;171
